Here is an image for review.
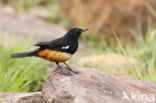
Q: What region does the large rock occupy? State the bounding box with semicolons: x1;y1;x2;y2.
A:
1;67;156;103
42;66;156;103
61;0;156;43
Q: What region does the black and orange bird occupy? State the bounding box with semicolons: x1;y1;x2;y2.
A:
11;28;88;75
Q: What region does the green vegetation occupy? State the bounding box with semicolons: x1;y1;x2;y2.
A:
78;4;156;82
79;24;156;82
0;0;155;93
0;35;48;92
128;24;156;82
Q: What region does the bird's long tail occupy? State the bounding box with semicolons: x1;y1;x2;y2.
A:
11;51;36;58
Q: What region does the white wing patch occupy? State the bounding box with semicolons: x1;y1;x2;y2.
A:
62;45;70;49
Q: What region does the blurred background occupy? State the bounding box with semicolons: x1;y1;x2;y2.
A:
0;0;155;92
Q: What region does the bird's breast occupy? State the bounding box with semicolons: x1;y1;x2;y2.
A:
36;49;72;62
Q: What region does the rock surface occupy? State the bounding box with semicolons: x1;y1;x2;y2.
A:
1;67;156;103
0;92;45;103
61;0;156;43
42;66;156;103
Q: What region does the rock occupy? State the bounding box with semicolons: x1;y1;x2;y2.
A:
78;54;145;75
61;0;156;43
0;67;156;103
42;66;156;103
0;92;46;103
0;6;66;42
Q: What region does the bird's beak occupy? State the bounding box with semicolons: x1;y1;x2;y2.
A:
81;29;88;32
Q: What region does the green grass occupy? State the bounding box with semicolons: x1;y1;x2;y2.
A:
127;24;156;82
0;34;48;92
79;23;156;82
78;5;156;82
0;0;155;91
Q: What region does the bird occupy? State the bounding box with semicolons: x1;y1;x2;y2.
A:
11;28;88;75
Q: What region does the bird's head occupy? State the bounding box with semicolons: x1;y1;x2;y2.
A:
65;28;88;39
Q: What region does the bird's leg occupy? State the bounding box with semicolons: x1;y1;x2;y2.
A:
64;62;79;74
56;62;71;76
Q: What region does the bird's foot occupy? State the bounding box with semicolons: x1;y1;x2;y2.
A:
66;66;79;74
61;72;72;76
72;70;79;74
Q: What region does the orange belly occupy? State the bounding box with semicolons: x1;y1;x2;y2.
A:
37;49;71;62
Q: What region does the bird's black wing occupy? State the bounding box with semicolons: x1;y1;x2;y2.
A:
34;41;51;48
34;38;69;52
